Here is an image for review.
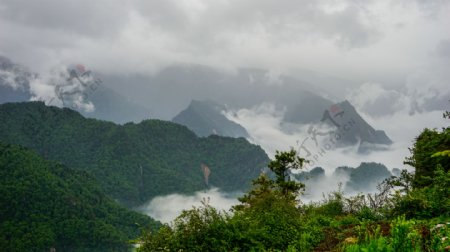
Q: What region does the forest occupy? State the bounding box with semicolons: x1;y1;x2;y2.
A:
0;142;160;251
0;102;269;207
138;120;450;251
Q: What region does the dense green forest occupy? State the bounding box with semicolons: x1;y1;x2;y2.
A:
0;142;160;251
0;102;269;207
139;125;449;251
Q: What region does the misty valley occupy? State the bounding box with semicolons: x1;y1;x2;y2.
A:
1;1;450;251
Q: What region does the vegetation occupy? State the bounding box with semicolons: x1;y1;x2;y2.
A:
0;142;160;251
0;102;269;207
139;123;449;251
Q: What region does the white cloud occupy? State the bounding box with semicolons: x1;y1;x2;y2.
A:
227;99;448;173
137;188;240;223
28;65;99;112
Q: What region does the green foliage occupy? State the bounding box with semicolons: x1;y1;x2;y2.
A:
140;150;320;251
140;200;233;252
391;166;450;219
0;102;269;207
344;217;450;252
140;138;450;251
267;148;306;200
404;127;450;188
0;142;160;251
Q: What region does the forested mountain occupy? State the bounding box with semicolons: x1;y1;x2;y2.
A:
0;102;269;207
172;100;249;138
333;162;393;192
0;142;160;251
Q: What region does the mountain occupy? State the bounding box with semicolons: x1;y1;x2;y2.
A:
172;100;249;138
0;56;151;124
81;85;151;124
321;100;392;148
293;167;326;182
332;162;393;192
283;92;334;124
102;66;334;120
0;142;160;251
0;102;269;207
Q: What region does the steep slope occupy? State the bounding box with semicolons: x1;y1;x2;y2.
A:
0;102;269;207
172;100;249;138
0;142;159;251
321;100;392;147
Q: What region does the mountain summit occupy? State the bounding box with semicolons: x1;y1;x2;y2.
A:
173;100;249;138
321;100;392;150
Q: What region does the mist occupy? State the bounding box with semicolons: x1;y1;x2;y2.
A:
137;188;240;223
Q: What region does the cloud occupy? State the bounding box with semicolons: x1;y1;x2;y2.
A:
28;65;100;112
1;0;449;82
346;83;408;117
226;100;448;173
137;188;240;223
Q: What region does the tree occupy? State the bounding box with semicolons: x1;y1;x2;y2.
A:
404;128;450;188
237;148;306;208
268;148;306;200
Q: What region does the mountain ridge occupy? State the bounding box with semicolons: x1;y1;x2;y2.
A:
172;99;249;138
0;101;270;207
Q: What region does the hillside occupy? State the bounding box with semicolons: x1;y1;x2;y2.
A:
0;142;159;251
0;102;269;207
172;100;249;138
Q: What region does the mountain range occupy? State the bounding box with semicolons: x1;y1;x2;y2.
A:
0;102;269;207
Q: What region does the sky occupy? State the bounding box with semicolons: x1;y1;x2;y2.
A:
0;0;449;83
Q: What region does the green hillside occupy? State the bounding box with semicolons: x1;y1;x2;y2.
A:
0;102;269;207
0;142;160;251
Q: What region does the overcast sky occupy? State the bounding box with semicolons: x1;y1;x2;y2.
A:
0;0;449;85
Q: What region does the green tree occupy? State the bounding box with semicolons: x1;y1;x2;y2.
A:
404;127;450;188
268;148;306;200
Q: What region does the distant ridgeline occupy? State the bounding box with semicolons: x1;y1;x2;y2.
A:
294;162;394;193
0;142;160;251
173;100;249;138
0;102;269;207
